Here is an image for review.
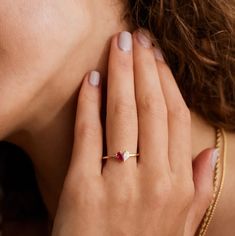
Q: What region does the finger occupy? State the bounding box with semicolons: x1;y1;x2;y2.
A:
155;49;192;174
105;31;138;172
69;71;103;178
184;148;217;236
133;30;169;172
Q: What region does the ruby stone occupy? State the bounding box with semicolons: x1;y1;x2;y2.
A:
116;152;124;161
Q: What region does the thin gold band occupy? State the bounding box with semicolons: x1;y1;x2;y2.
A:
103;153;139;160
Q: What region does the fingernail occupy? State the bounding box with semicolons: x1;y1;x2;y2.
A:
89;71;100;87
136;30;152;48
154;48;165;62
211;148;219;170
118;31;132;52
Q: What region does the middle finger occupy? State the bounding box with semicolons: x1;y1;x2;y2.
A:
133;30;169;173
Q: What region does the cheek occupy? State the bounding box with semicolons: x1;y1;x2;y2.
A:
0;1;91;83
0;1;92;136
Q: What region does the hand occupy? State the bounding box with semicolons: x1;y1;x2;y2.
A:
52;30;216;236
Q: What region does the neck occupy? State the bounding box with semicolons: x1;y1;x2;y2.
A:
6;92;77;216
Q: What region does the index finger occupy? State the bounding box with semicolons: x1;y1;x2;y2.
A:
69;72;103;178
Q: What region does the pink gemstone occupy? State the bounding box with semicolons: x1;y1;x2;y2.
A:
116;152;124;161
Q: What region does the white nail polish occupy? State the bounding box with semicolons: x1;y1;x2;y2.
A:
211;148;219;170
89;71;100;87
154;48;165;62
118;31;132;52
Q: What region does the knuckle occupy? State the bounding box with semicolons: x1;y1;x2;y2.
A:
148;178;172;207
64;178;105;206
79;89;98;105
113;100;136;117
116;56;133;69
178;179;195;205
63;172;88;195
168;105;191;124
138;94;167;118
186;185;195;204
112;188;136;206
75;121;100;139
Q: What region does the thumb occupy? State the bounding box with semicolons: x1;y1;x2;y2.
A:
193;148;218;210
184;148;219;236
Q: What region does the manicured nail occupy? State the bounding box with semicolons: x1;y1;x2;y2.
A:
89;71;100;87
211;148;219;170
154;48;165;62
118;31;132;52
136;30;152;48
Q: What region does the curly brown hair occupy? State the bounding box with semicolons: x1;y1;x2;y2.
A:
124;0;235;131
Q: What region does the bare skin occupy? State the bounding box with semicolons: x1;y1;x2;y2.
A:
0;0;234;235
51;31;215;236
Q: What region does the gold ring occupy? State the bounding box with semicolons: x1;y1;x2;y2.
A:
102;150;139;162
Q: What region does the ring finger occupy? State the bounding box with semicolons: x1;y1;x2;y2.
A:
104;31;138;174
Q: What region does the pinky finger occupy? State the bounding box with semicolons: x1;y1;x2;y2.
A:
69;71;103;178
